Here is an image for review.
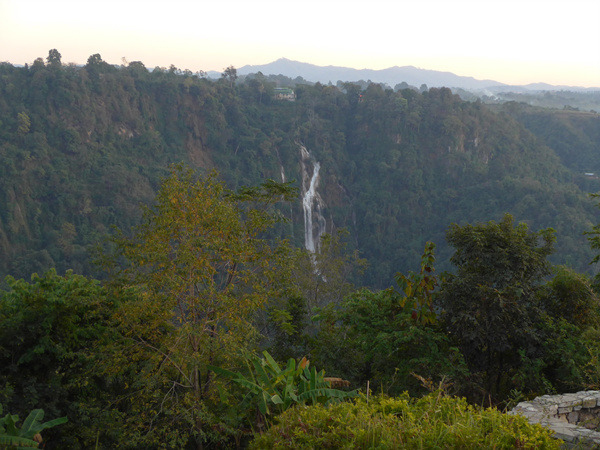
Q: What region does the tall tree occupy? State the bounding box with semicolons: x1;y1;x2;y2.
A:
221;65;238;88
438;214;555;399
104;165;295;447
46;49;62;68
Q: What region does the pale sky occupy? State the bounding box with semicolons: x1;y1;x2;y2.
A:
1;0;599;87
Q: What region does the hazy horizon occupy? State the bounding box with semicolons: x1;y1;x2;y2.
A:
1;0;599;88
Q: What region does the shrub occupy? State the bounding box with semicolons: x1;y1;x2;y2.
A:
250;392;560;449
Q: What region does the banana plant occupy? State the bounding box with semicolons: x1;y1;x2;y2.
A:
209;351;357;417
0;405;68;449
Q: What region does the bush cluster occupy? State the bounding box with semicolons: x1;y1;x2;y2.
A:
250;393;559;449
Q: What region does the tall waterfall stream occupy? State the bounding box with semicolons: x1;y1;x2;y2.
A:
299;144;326;253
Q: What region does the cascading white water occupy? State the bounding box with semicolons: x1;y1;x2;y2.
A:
299;144;326;253
303;160;320;252
276;148;286;183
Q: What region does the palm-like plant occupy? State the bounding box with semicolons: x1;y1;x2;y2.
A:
0;405;67;449
210;351;357;418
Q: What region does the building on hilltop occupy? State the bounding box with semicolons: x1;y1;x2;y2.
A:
274;87;296;101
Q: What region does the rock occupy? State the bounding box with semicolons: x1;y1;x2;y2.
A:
511;391;600;447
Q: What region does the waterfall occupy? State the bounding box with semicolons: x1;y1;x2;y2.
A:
299;144;326;253
276;148;286;183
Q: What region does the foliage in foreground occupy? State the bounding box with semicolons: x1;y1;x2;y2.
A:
0;269;118;448
95;166;297;448
209;350;357;428
0;405;67;449
250;392;560;449
439;214;556;400
3;164;600;447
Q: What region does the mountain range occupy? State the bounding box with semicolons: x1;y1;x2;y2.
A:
208;58;599;92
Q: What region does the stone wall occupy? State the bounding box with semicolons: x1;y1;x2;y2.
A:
510;390;600;447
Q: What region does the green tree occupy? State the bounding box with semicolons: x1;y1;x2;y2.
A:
586;193;600;286
16;112;30;137
86;53;103;66
46;49;62;68
438;214;555;400
311;243;465;397
541;266;600;327
0;269;119;448
292;230;366;316
104;165;295;447
265;231;366;362
221;66;238;88
529;267;600;395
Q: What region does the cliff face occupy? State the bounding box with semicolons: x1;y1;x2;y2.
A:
0;61;598;286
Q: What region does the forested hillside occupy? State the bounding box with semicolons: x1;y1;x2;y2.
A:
500;102;600;173
1;52;599;286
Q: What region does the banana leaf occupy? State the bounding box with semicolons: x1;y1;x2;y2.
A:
0;434;40;449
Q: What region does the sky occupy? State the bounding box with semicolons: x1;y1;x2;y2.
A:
1;0;599;87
